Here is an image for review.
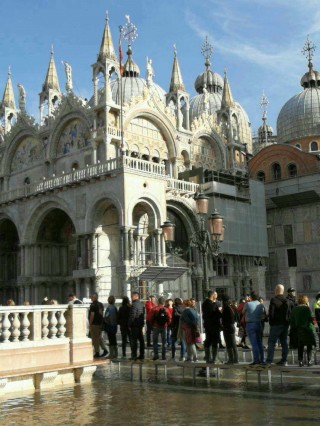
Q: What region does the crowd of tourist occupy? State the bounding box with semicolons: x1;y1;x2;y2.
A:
3;287;318;368
88;285;320;368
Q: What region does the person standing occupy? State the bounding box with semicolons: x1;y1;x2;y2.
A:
104;295;118;359
266;284;290;366
180;299;200;362
89;293;108;358
149;296;171;360
68;293;83;305
243;291;265;365
286;287;297;314
145;295;156;347
290;295;317;366
221;294;239;364
128;292;145;361
313;292;320;331
171;298;186;361
118;296;131;358
202;290;222;364
165;298;174;347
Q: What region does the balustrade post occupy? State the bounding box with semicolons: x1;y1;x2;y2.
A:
57;309;67;338
21;311;30;341
49;311;58;339
42;311;49;340
1;312;11;343
10;312;20;342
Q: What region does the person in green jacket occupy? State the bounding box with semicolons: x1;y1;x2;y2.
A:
313;293;320;331
290;294;316;367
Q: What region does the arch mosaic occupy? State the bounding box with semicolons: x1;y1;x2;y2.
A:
10;136;45;172
56;119;91;156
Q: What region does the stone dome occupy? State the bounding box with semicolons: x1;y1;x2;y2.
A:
110;78;166;104
194;69;224;94
277;62;320;143
277;88;320;143
189;92;222;123
234;102;252;149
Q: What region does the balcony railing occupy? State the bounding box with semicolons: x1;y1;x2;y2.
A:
167;178;199;194
0;157;199;205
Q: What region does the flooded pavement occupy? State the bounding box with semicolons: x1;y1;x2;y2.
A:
0;364;319;426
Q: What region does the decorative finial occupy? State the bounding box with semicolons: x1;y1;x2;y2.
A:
260;90;269;122
120;15;137;45
173;44;177;57
201;36;213;69
51;44;54;56
8;65;11;76
106;10;108;20
302;36;316;71
224;68;227;77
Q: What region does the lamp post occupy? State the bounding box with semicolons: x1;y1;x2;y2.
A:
161;219;176;254
190;193;224;301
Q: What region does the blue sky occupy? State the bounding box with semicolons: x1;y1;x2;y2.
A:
0;0;318;134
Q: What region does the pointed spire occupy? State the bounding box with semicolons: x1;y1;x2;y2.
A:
1;66;16;109
221;69;234;109
98;11;117;62
169;45;185;92
42;46;60;93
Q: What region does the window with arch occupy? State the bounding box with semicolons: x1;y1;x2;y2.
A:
295;144;301;150
257;171;265;182
213;256;228;276
310;141;319;152
287;163;297;178
272;163;281;180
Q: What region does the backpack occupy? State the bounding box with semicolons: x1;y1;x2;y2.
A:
155;307;168;327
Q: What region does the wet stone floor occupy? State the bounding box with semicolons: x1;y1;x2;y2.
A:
0;363;319;426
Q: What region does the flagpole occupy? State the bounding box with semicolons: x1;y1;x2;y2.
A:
119;26;124;156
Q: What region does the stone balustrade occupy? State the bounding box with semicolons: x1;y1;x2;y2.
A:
167;178;199;195
0;156;172;205
0;305;68;343
122;156;167;176
0;305;93;375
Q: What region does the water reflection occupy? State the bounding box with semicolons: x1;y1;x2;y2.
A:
0;366;319;426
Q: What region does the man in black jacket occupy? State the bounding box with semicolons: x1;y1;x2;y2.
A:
202;289;222;364
266;284;290;366
128;292;145;361
286;287;297;314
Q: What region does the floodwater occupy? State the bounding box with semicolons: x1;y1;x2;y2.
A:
0;363;319;426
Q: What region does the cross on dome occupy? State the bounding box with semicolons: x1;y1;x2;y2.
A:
302;36;316;71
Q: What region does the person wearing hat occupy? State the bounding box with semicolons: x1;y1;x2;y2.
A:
286;287;297;314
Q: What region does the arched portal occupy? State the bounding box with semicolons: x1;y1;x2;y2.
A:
92;200;120;297
35;209;76;302
132;201;157;267
0;219;19;302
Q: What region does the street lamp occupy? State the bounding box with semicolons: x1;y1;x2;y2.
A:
161;219;176;256
190;193;225;300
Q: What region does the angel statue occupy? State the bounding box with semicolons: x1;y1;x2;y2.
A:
146;57;154;85
62;60;73;93
17;83;26;113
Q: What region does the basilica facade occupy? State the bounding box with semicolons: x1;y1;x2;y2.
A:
249;39;320;299
0;14;267;304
